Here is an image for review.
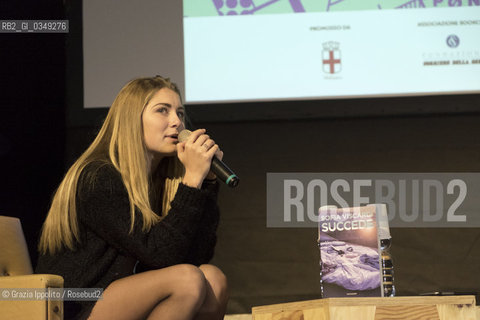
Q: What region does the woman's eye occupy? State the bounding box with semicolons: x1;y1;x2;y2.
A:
177;111;185;119
157;107;168;114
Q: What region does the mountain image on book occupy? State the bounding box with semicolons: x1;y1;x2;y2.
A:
318;205;382;298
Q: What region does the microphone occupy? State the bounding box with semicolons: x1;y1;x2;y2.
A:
178;130;239;188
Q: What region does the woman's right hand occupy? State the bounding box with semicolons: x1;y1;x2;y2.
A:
176;129;219;189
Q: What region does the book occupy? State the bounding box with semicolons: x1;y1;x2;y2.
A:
318;205;382;298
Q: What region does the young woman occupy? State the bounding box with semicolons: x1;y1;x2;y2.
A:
36;76;228;320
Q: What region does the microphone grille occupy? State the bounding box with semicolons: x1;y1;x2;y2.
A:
178;129;192;142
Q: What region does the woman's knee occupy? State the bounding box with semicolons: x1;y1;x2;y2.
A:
170;264;208;301
199;264;229;301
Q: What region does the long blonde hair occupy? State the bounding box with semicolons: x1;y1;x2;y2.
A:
39;76;185;255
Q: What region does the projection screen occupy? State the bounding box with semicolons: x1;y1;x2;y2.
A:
83;0;480;108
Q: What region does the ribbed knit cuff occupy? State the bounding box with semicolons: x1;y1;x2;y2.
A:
171;183;209;212
202;180;220;197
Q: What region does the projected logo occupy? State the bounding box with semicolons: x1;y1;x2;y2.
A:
322;41;342;74
392;0;426;9
212;0;254;15
211;0;305;15
446;35;460;48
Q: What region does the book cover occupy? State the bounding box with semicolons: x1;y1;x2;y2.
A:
318;205;382;298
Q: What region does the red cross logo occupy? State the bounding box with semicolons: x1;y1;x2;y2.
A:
323;50;341;74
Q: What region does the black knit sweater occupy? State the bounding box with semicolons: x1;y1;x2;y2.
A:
35;163;220;319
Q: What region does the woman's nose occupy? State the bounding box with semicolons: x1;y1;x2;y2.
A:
170;113;182;127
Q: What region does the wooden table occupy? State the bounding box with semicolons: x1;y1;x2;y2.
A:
252;296;477;320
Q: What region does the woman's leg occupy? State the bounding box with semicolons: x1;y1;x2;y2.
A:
88;264;207;320
194;264;229;320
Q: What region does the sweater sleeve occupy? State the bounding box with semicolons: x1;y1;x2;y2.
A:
76;164;214;269
185;182;220;265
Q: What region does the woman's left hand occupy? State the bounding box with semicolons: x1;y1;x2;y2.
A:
177;129;223;188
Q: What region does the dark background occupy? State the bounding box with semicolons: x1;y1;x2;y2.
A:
2;0;480;314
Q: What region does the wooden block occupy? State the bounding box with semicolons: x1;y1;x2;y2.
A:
374;304;438;319
252;296;477;320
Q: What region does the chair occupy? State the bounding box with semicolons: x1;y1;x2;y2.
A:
0;216;63;320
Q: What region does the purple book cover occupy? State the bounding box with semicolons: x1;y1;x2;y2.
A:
318;206;382;298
